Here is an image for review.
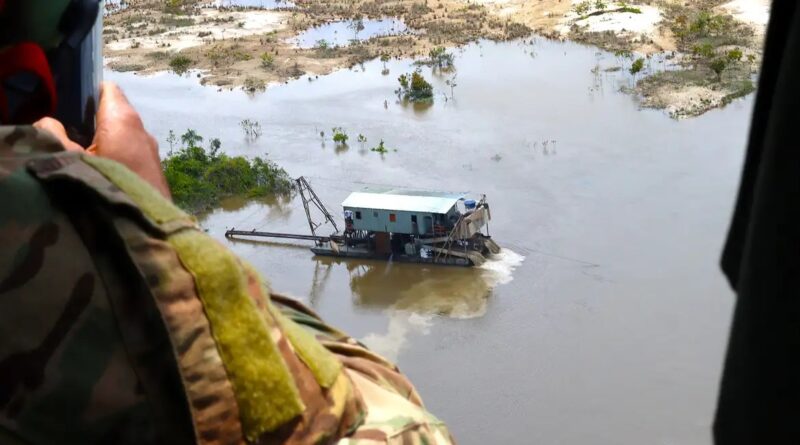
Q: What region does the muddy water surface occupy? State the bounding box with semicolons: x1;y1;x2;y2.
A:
107;38;751;444
289;18;410;48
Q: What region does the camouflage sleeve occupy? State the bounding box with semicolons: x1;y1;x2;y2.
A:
272;294;455;444
0;126;454;445
0;127;191;444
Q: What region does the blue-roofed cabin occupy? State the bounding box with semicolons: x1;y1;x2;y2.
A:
342;189;465;235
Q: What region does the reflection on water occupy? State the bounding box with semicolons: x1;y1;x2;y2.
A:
289;19;410;48
197;192;294;229
339;249;523;317
334;250;524;360
361;312;433;362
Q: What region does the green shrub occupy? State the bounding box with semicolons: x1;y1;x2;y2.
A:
726;48;743;62
162;130;293;212
332;127;349;145
370;140;389;154
260;52;275;69
574;1;591;15
169;54;192;74
398;73;409;89
692;43;715;58
398;71;433;101
629;57;644;75
710;58;727;81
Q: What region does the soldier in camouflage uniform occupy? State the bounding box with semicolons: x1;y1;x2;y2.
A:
0;82;455;444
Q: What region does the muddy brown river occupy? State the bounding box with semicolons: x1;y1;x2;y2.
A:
107;38;752;444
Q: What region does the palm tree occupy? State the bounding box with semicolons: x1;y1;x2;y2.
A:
181;129;203;147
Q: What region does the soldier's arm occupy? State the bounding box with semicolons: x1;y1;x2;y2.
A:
2;85;454;444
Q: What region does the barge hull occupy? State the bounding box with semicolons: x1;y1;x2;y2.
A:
310;247;473;267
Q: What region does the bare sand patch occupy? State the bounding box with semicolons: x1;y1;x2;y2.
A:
107;9;288;52
558;4;662;36
719;0;770;29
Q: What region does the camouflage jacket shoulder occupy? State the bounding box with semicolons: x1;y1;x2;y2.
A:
0;126;454;445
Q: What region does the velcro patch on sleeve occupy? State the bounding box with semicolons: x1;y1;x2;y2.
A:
169;230;305;440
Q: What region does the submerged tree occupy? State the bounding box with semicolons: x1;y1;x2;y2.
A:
397;71;433;102
349;17;365;39
332;127;349;145
240;119;263;141
370;139;389;154
427;47;454;69
380;53;391;75
445;74;458;99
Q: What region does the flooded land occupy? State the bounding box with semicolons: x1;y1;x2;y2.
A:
105;0;768;117
106;31;754;443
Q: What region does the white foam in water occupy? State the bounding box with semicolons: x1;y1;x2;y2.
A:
479;248;525;286
360;249;524;360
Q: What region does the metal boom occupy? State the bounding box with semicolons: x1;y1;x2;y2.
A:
296;177;339;240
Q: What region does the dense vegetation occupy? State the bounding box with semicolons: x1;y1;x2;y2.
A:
162;130;293;212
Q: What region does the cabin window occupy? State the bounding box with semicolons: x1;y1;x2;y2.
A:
411;215;417;223
389;213;397;222
355;211;362;220
373;211;378;218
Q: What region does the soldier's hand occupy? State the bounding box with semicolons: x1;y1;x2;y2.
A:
89;82;170;199
33;82;171;199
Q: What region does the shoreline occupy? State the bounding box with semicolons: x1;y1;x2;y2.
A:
103;0;769;118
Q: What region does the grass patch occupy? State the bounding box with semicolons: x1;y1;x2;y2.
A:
205;44;253;66
722;79;755;105
114;63;146;72
162;130;293;212
147;51;169;61
160;15;194;27
243;77;266;92
637;69;708;91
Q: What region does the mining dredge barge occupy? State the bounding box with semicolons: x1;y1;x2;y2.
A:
225;177;499;267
